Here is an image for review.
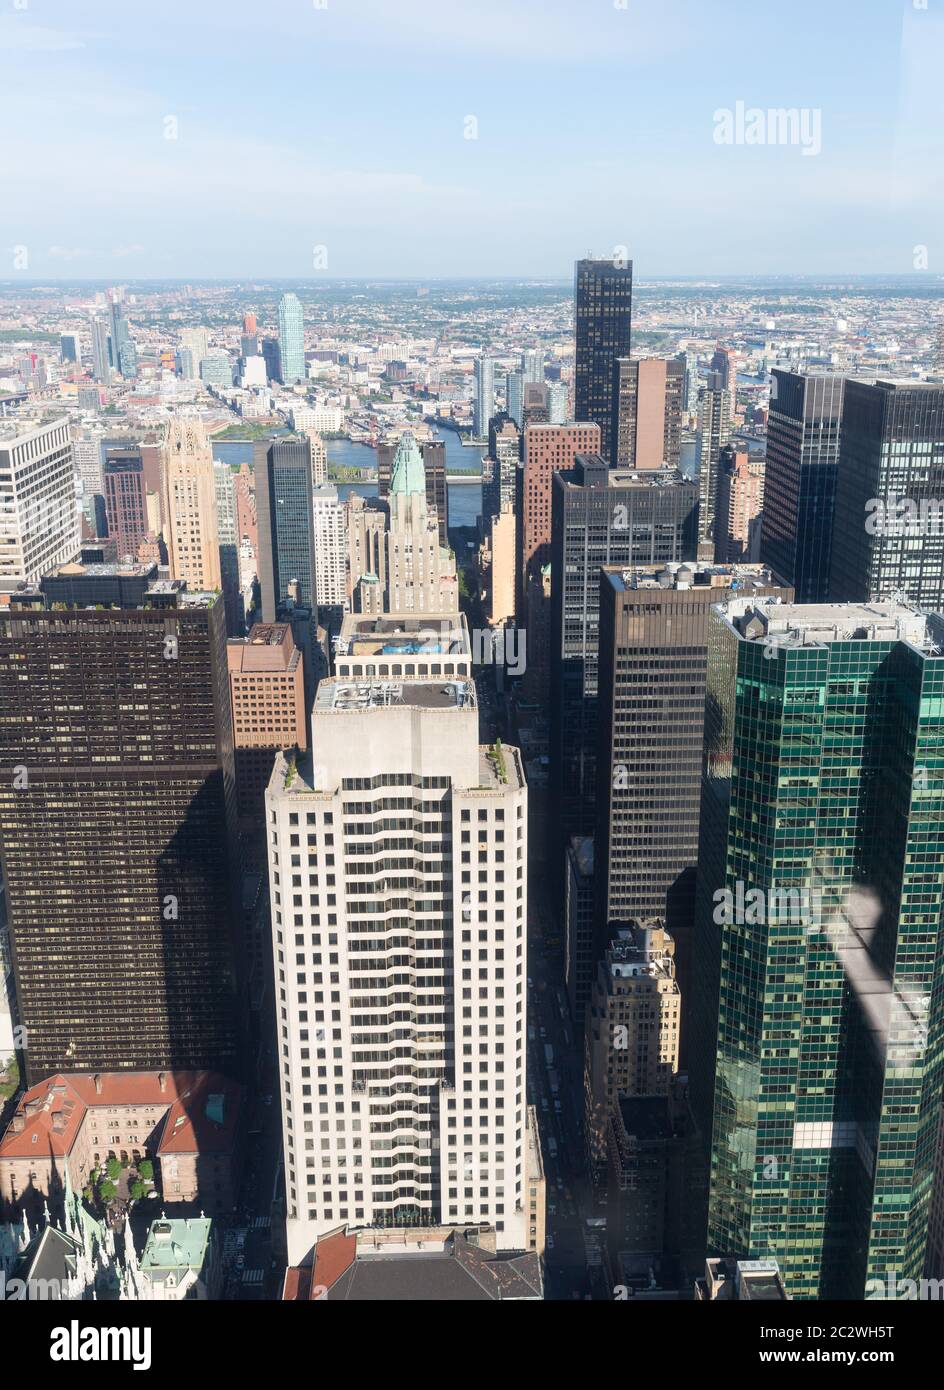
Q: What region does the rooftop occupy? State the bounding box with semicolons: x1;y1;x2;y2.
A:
727;600;933;651
284;1227;542;1302
140;1216;213;1275
607;561;784;593
315;677;477;713
0;1071;241;1161
336;612;470;658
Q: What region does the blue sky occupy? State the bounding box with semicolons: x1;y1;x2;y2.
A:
1;0;942;278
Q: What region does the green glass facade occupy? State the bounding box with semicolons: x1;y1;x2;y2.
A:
695;604;944;1298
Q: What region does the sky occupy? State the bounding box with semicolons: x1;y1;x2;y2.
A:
1;0;942;280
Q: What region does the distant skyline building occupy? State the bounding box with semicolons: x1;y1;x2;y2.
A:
378;437;448;548
506;370;524;428
760;370;845;602
91;316;111;383
695;382;732;559
829;379;944;608
254;434;317;619
519;422;602;699
161;417;222;592
715;446;765;563
473;355;496;438
385;433;457;613
103;447;148;559
612;357;684;471
277;293;305;385
312;483;348;607
574;257;633;464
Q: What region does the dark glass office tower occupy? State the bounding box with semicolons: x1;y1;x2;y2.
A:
0;563;241;1085
574;258;633;465
549;457;697;849
760;371;844;602
254;435;317;621
592;563;789;1036
829;380;944;607
692;598;944;1299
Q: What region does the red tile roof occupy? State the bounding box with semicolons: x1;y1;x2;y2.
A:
0;1071;241;1162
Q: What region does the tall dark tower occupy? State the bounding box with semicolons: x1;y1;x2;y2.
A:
254;435;317;621
760;370;844;602
574;257;633;465
829;380;944;607
0;563;242;1084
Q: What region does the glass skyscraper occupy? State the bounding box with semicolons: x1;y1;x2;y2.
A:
277;292;305;385
254;435;317;619
760;371;844;603
693;597;944;1299
829;380;944;609
573;257;633;465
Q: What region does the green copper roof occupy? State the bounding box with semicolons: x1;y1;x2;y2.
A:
390;432;426;496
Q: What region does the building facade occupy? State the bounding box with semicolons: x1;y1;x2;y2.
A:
574;258;633;464
266;676;528;1265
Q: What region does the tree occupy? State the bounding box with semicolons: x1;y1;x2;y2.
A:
99;1180;117;1201
106;1158;121;1180
130;1180;147;1201
137;1159;154;1182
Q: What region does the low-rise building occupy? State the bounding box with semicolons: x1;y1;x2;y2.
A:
0;1071;243;1219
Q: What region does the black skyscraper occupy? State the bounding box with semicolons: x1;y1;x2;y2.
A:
549;456;697;849
0;565;242;1084
829;380;944;607
760;370;844;602
254;436;317;622
574;258;633;465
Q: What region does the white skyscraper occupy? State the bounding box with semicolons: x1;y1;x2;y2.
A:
267;673;529;1265
312;483;348;607
473;356;496;438
0;417;78;585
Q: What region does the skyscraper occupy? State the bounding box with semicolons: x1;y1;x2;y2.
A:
693;598;944;1298
611;357;684;471
266;673;528;1264
254;435;317;620
161;417;222;592
481;414;519;527
278;292;305;385
548;456;698;844
760;370;844;603
829;380;944;608
312;483;348;607
593;562;790;1030
0;417;78;586
377;438;448;548
0;564;241;1084
574;257;633;464
385;433;457;613
519;422;601;698
695;381;732;559
473;356;496;438
103;448;148;559
506;370;524;428
91;316;111;384
715;446;765;563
